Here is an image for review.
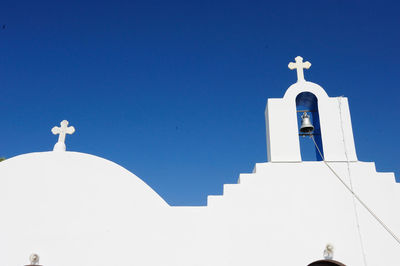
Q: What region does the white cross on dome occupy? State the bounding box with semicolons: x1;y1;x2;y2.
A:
51;120;75;151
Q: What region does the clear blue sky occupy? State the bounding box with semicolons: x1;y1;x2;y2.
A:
1;0;399;205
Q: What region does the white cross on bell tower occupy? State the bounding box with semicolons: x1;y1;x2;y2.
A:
288;56;311;82
51;120;75;152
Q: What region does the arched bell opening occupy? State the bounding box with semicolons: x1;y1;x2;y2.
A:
307;259;346;266
296;92;324;161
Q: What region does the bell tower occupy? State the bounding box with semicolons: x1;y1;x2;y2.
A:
265;56;357;162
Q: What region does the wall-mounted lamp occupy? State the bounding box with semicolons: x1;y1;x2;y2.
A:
25;254;42;266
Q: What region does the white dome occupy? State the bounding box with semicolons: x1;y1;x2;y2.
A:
0;151;170;266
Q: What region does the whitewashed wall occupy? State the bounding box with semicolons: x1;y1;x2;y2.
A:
0;82;399;266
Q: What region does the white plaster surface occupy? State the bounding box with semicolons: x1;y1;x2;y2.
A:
0;58;399;265
0;152;399;266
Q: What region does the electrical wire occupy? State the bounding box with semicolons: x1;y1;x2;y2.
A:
310;135;400;246
337;97;368;266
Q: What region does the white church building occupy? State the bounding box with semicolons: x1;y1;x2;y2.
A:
0;57;399;266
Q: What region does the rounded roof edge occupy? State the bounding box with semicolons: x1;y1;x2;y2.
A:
0;151;169;207
283;81;329;100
